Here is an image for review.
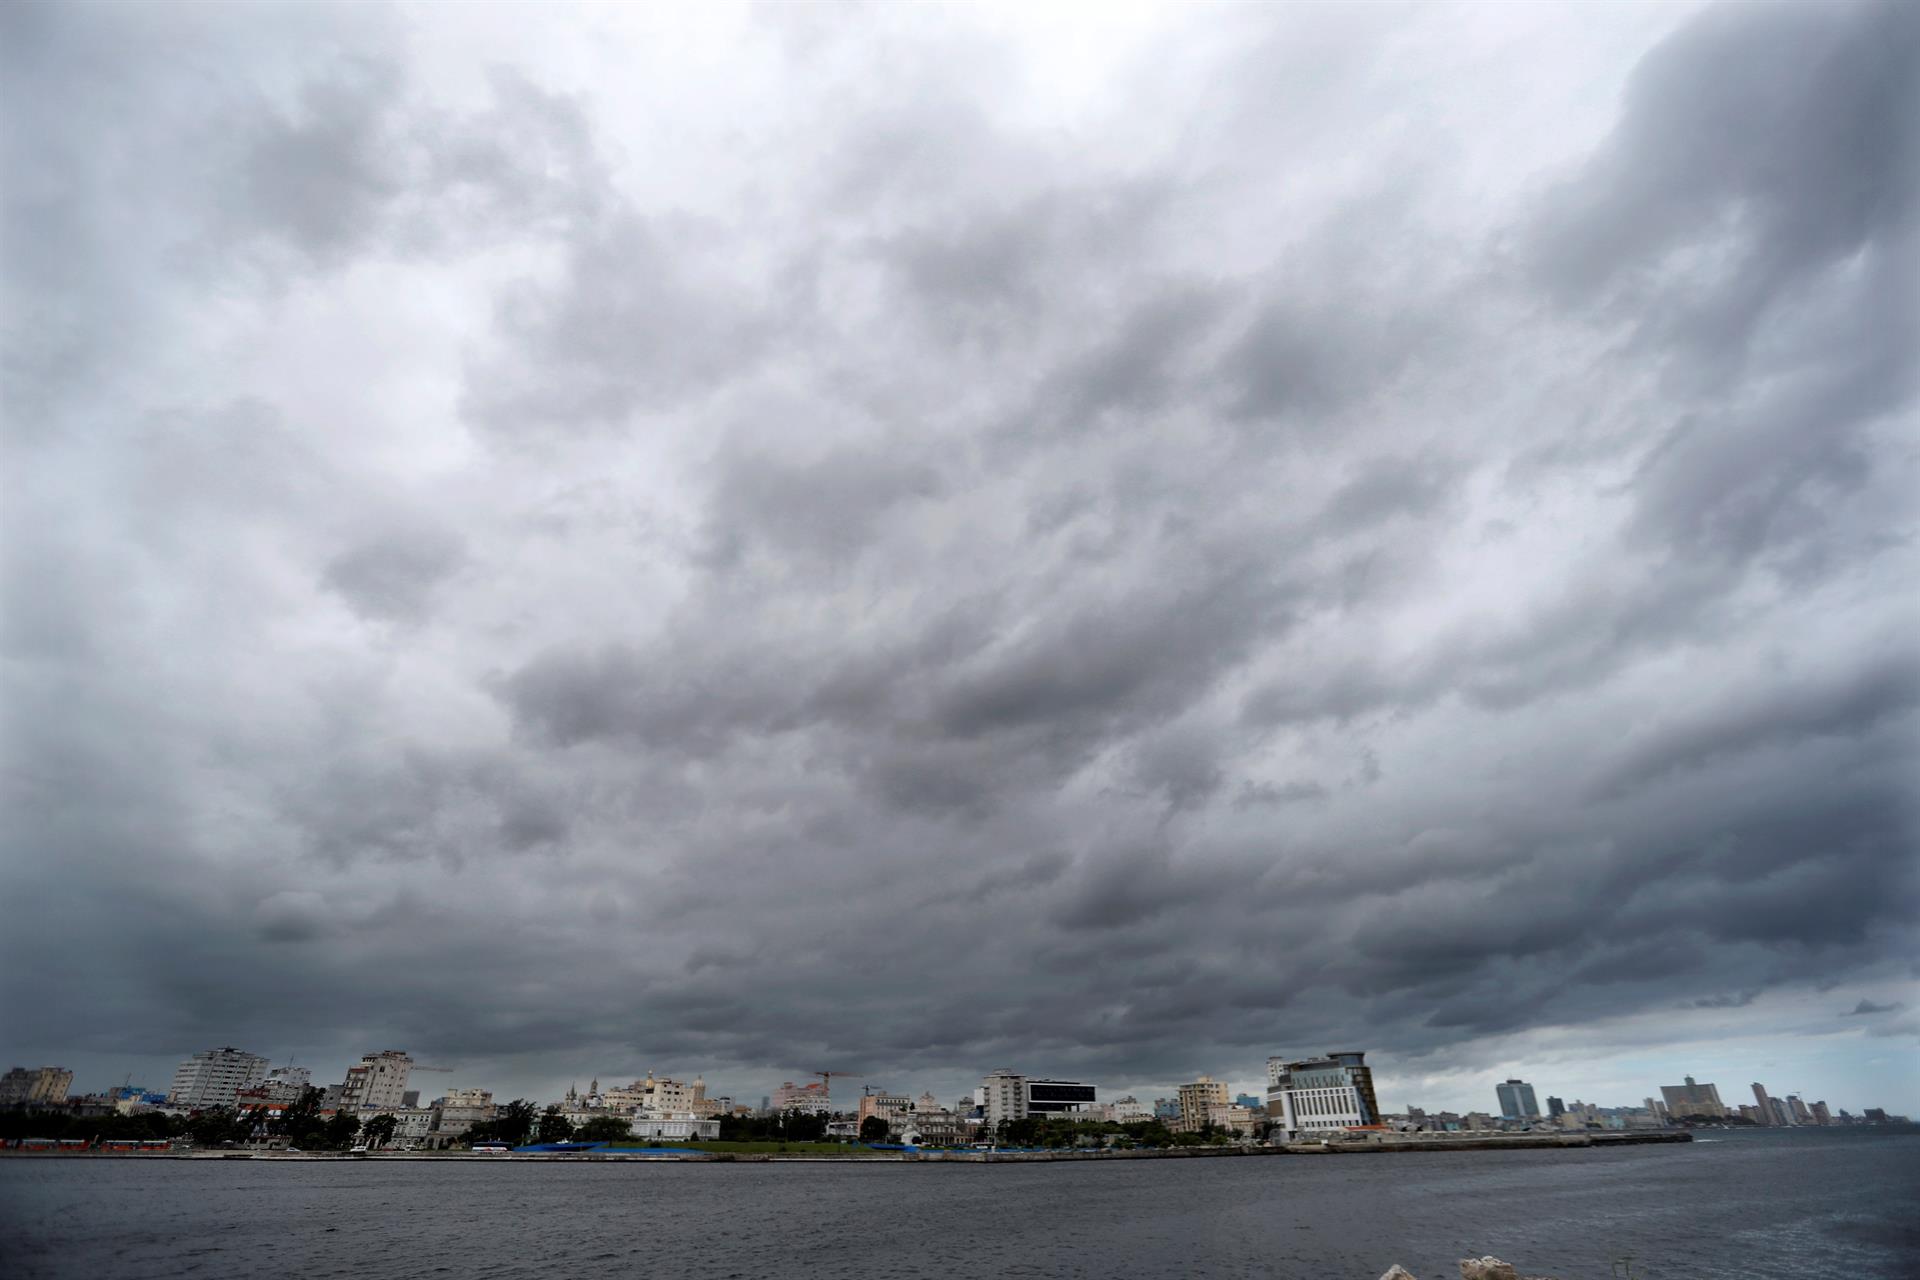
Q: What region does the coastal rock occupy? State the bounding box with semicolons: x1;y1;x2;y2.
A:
1458;1259;1518;1280
1379;1267;1419;1279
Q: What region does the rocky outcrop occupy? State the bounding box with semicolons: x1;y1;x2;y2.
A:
1378;1267;1419;1279
1459;1261;1519;1280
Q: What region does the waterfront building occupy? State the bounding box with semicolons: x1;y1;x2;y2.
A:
1658;1076;1727;1119
857;1090;913;1135
393;1107;437;1144
1027;1078;1097;1115
1109;1095;1152;1122
1788;1096;1813;1125
432;1088;495;1137
1546;1095;1565;1118
1265;1052;1380;1141
1153;1097;1179;1121
602;1072;715;1116
629;1114;720;1141
1810;1101;1832;1125
168;1047;270;1108
1209;1102;1257;1136
0;1066;74;1107
1751;1082;1775;1125
1496;1079;1541;1121
1234;1093;1263;1111
338;1051;413;1112
770;1080;832;1115
979;1070;1097;1128
1176;1076;1230;1132
253;1066;311;1103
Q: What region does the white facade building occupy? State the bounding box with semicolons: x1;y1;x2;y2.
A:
168;1047;270;1108
339;1051;413;1112
1266;1052;1380;1140
981;1070;1027;1128
628;1114;720;1141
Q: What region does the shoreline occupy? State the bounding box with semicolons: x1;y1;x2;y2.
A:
0;1132;1692;1162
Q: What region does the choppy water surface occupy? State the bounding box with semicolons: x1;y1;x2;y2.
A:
2;1129;1915;1279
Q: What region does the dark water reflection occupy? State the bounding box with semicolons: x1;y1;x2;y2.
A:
1;1129;1915;1279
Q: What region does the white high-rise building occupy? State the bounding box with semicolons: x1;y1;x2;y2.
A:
338;1051;413;1112
981;1069;1027;1128
168;1047;270;1108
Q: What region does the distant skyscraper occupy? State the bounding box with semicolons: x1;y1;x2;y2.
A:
1496;1079;1540;1121
1546;1096;1565;1118
1810;1101;1832;1125
1751;1082;1774;1126
1788;1096;1812;1125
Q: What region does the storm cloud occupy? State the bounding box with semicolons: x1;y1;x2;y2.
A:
3;0;1916;1113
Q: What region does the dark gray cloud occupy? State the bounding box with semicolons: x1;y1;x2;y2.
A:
1844;1000;1901;1017
3;0;1916;1113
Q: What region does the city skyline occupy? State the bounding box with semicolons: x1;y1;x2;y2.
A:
4;0;1915;1121
13;1031;1913;1124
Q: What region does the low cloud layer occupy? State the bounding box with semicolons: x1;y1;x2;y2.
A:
4;0;1916;1111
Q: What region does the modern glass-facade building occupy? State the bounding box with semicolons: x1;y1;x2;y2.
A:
1496;1078;1540;1121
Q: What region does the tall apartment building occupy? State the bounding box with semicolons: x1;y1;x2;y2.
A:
338;1051;413;1112
1810;1100;1832;1125
1265;1052;1380;1140
1659;1076;1727;1119
1788;1096;1813;1125
0;1066;74;1107
168;1047;270;1108
1750;1082;1775;1125
1496;1079;1540;1121
981;1069;1027;1127
1176;1076;1230;1132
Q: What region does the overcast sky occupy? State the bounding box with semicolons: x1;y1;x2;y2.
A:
4;0;1915;1116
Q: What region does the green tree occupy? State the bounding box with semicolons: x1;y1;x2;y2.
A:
536;1107;576;1144
321;1111;362;1151
360;1113;399;1149
576;1116;633;1143
858;1115;889;1142
492;1099;538;1147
